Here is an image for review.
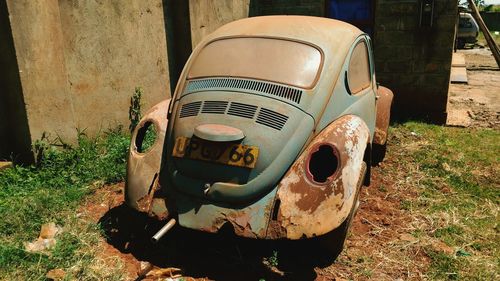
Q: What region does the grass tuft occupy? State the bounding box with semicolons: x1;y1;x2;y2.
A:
0;130;129;280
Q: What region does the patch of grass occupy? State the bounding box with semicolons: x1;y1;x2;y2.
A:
389;122;499;279
400;199;413;211
0;130;129;280
477;31;500;47
426;250;460;280
268;250;279;267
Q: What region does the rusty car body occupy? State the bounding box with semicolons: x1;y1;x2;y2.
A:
125;16;393;257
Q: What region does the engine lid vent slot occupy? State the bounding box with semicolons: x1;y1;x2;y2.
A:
201;101;228;114
227;102;258;119
186;78;303;104
256;108;288;130
179;101;202;118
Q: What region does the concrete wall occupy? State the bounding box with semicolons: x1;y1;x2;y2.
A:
0;1;33;162
2;0;170;162
189;0;250;48
480;11;500;31
58;0;170;134
164;0;192;93
373;0;457;123
6;0;77;146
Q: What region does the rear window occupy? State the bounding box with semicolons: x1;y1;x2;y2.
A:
188;37;322;89
347;40;371;94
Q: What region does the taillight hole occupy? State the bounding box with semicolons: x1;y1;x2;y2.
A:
135;121;157;153
308;145;338;183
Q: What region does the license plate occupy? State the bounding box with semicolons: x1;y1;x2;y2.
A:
172;137;259;168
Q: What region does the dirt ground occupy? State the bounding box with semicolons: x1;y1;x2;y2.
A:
82;138;437;281
82;165;425;281
447;48;500;129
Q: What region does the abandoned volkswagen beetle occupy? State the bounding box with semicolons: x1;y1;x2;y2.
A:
126;16;393;258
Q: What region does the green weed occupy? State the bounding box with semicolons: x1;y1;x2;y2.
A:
129;87;143;133
0;130;129;280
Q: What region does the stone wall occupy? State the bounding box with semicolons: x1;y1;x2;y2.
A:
373;0;457;123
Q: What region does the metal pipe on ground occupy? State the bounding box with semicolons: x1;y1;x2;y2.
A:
151;218;176;243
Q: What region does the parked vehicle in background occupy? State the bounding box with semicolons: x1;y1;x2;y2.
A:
125;16;393;260
457;12;480;48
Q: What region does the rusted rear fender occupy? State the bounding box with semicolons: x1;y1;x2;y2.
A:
374;86;394;145
271;115;370;239
125;99;170;219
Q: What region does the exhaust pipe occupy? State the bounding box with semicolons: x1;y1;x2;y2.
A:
151;218;176;243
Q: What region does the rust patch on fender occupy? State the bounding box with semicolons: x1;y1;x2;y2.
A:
226;211;257;238
374;86;394;145
135;174;170;220
149;198;169;220
137;195;152;212
126;99;170;214
275;115;370;239
136;173;159;212
266;220;287;239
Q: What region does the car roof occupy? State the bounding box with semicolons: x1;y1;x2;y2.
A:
204;16;364;55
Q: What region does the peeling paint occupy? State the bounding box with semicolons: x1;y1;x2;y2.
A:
276;115;369;239
374;86;394;145
176;188;277;239
125;99;170;218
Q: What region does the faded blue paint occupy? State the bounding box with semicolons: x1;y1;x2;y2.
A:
175;187;277;238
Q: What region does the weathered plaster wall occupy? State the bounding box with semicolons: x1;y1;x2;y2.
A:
6;0;77;145
2;0;170;161
373;0;457;123
189;0;250;48
58;0;170;133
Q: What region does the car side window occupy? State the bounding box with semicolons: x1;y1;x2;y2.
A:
347;40;371;95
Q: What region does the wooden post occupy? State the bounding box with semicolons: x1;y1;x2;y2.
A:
467;0;500;68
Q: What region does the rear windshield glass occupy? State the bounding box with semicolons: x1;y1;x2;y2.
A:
188;37;322;89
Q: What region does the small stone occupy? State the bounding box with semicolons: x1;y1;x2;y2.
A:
46;269;66;280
